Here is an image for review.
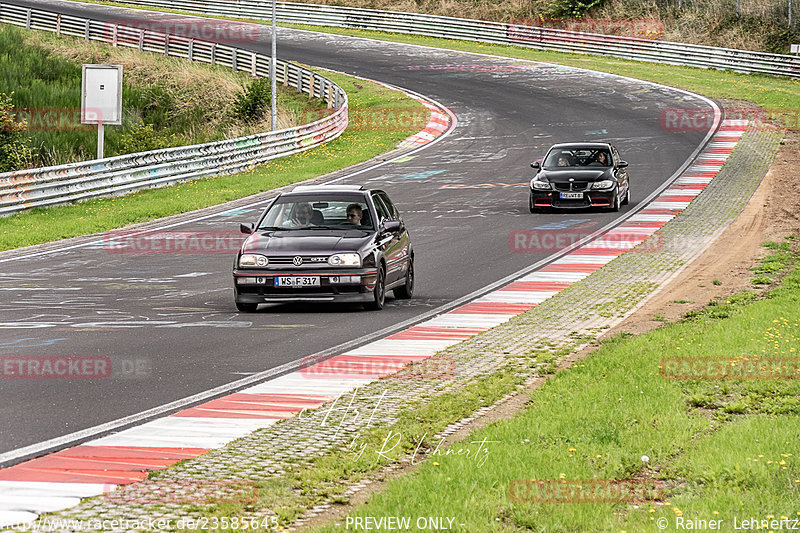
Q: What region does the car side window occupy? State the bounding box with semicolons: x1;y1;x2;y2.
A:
372;194;390;224
378;193;399;219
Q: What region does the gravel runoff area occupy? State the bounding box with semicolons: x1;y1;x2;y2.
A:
22;121;782;532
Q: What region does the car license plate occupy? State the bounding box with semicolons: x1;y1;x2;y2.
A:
560;192;583;199
274;276;320;287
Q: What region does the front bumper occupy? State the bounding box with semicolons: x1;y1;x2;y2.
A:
232;268;378;304
530;188;615;209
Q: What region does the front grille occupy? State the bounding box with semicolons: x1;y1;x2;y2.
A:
553;182;588;192
267;255;329;265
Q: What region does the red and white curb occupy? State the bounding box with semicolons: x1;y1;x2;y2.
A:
396;101;451;149
0;120;746;528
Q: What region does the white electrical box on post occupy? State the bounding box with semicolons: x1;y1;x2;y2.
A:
81;64;123;160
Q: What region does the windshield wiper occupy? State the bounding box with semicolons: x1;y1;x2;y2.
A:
257;226;291;231
308;225;337;229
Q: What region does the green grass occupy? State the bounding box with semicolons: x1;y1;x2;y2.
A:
0;69;426;251
0;24;325;166
305;240;800;532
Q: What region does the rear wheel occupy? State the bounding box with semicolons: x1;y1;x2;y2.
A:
365;264;386;310
393;257;414;299
235;301;258;313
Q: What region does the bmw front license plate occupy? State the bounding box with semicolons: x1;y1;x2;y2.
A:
560;192;583;199
274;276;320;287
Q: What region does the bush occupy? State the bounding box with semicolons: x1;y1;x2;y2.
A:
117;121;180;154
233;77;272;123
0;92;34;172
547;0;606;18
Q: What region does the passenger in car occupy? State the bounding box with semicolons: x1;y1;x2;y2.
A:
346;204;363;226
287;203;314;227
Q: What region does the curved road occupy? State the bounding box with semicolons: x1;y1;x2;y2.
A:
0;0;714;459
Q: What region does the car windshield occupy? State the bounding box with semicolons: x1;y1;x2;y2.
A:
543;148;612;168
257;196;374;230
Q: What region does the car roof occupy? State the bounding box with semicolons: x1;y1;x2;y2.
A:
289;184;365;194
548;142;612;150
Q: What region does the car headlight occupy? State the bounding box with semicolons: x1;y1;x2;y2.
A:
239;254;268;268
531;179;550;190
328;253;361;267
591;180;615;189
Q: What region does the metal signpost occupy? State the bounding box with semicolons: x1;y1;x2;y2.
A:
271;0;277;131
81;64;123;159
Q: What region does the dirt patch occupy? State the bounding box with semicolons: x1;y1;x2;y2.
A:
295;131;800;530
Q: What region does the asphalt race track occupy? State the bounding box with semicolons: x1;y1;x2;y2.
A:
0;0;714;459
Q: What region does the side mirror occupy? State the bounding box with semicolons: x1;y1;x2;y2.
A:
531;161;541;169
617;160;629;168
240;222;255;234
382;220;402;232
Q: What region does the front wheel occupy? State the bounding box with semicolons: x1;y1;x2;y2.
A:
364;265;386;310
393;257;414;299
622;186;630;205
608;190;621;212
528;194;537;213
236;301;259;313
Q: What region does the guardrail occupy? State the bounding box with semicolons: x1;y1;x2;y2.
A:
0;2;348;216
123;0;800;79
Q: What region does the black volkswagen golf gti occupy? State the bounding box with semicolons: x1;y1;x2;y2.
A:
529;142;630;212
233;185;413;312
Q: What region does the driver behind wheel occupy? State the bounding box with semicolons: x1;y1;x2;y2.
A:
346;203;363;226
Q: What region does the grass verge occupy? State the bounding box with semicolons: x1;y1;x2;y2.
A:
302;236;800;532
0;24;322;166
0;68;426;251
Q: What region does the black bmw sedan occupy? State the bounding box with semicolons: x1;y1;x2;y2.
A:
233;185;413;312
529;142;630;212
